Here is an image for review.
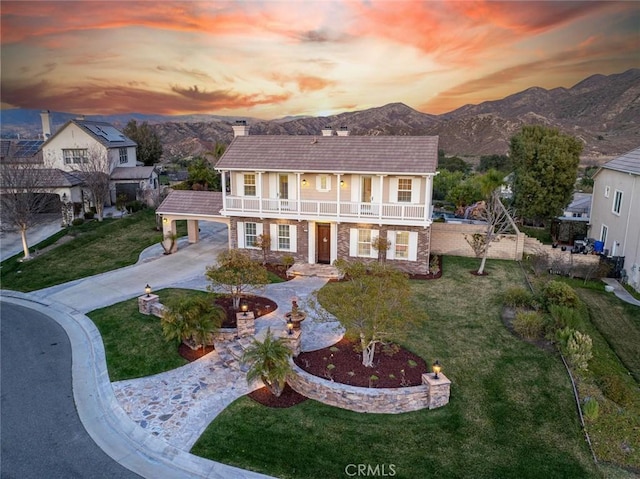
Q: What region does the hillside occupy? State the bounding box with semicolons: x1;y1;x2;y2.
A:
1;69;638;162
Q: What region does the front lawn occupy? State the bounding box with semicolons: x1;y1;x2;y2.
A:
0;209;185;292
191;256;600;479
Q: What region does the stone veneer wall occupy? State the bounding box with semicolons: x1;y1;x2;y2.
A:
336;223;431;275
287;361;450;414
229;217;309;264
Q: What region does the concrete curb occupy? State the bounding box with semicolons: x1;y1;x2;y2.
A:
0;290;275;479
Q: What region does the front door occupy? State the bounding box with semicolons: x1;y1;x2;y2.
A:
317;223;331;264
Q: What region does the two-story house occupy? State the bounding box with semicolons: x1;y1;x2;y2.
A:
589;147;640;292
40;111;158;207
159;123;438;275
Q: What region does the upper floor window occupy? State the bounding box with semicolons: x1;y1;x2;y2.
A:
63;149;88;165
244;174;256;196
278;224;291;250
316;175;331;192
604;186;610;198
119;147;128;164
245;222;257;247
397;178;412;202
612;190;623;215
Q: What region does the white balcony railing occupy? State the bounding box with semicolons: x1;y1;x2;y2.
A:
224;196;428;223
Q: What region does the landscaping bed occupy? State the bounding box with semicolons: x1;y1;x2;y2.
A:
214;295;278;328
294;338;427;388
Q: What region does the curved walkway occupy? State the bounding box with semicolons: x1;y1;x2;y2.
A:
601;278;640;306
1;223;343;478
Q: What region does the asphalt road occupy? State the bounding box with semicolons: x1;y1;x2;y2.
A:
0;301;141;479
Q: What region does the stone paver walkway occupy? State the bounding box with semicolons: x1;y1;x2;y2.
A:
112;275;344;451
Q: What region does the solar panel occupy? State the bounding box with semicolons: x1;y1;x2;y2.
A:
14;140;44;157
84;124;125;142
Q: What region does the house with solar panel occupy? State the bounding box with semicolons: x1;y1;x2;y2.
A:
158;123;438;275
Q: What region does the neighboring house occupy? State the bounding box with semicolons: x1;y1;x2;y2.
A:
563;193;592;219
159;123;438;275
589;147;640;292
40;112;157;204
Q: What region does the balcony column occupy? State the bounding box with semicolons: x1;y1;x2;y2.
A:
221;171;227;213
336;174;342;219
424;175;433;223
258;171;263;215
296;172;302;218
378;174;385;222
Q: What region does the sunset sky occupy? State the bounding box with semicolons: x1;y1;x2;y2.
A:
1;1;638;119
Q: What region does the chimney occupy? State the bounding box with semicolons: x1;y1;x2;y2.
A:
232;120;249;137
40;110;51;139
336;126;349;136
321;126;334;137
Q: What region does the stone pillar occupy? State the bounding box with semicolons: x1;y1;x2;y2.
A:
236;311;255;337
422;372;451;409
283;329;302;357
162;218;178;253
138;294;160;315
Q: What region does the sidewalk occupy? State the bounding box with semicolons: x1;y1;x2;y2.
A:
601;278;640;306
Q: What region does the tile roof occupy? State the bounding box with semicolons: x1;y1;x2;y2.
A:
157;190;223;216
110;166;156;180
215;135;439;174
74;120;137;148
0;167;84;188
601;146;640;176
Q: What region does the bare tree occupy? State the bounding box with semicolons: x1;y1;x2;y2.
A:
472;193;518;275
0;162;53;260
71;145;114;221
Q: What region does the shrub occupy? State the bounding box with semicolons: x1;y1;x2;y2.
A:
582;397;599;422
71;218;85;226
542;280;580;309
512;311;546;339
502;287;534;308
548;304;582;331
126;200;146;213
84;211;95;220
564;330;592;372
597;376;632;406
282;254;295;269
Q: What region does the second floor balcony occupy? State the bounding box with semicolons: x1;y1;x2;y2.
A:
223;196;432;226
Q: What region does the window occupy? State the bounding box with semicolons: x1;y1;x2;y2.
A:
278;224;290;250
279;174;289;199
358;229;372;257
245;222;257;247
601;224;608;245
63;149;88;165
244;174;256;196
316;175;331;192
604;186;610;198
397;178;412;202
613;190;623;215
119;147;128;164
394;231;409;258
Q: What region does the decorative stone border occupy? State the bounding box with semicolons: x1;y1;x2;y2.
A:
287;361;450;414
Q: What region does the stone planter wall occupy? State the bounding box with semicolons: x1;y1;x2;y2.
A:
287;361;450;414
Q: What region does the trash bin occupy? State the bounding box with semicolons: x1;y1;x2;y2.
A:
594;241;604;253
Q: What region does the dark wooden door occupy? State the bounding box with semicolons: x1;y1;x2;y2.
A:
317;224;331;264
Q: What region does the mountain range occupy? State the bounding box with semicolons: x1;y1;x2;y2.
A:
1;68;638;163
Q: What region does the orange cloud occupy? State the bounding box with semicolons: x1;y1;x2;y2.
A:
1;79;292;115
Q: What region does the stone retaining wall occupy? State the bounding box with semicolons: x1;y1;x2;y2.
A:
287;361;450;414
430;222;525;260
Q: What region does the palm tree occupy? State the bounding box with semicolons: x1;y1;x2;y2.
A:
161;295;225;351
241;328;292;397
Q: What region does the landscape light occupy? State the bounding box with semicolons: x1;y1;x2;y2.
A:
145;284;151;297
432;360;442;379
242;304;248;317
287;318;294;335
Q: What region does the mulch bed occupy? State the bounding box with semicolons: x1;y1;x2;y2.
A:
178;343;215;362
214;295;278;328
501;306;555;353
248;384;308;407
265;263;292;281
294;338;428;388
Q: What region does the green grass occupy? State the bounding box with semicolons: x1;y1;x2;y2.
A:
0;210;186;292
87;288;210;381
520;225;553;244
191;256;599;479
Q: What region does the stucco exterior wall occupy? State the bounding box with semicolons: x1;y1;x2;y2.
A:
430;222;525;260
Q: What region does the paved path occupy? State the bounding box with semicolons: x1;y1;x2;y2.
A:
601;278;640;306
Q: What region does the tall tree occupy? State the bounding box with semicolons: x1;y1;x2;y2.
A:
317;260;425;367
511;126;582;224
123;120;163;166
205;249;269;310
187;157;220;191
477;154;513;174
241;328;292;397
71;145;113;221
0;162;53;260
